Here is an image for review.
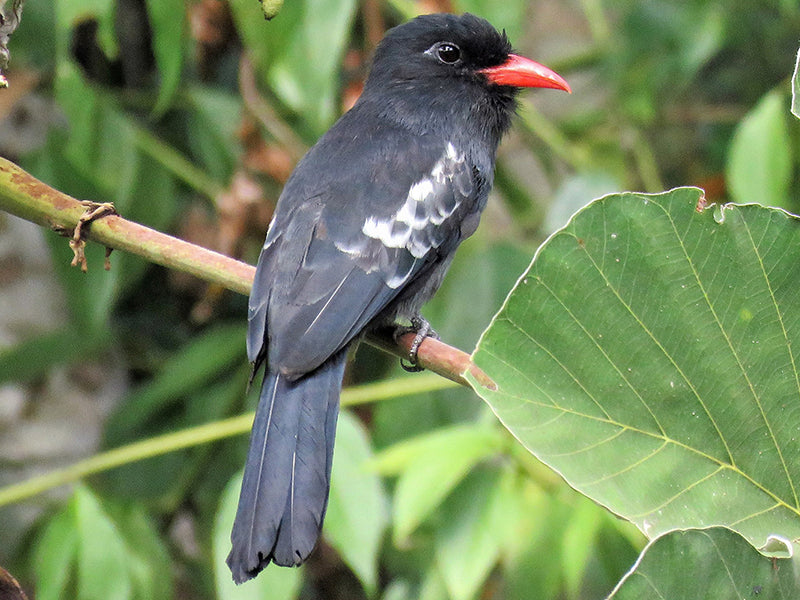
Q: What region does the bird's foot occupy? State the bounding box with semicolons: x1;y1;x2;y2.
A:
394;316;439;372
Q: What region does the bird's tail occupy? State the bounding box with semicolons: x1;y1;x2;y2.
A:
227;350;347;583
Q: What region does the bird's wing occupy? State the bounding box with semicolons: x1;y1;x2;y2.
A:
248;120;484;378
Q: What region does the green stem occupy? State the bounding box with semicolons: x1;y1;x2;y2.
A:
578;0;611;46
518;100;591;171
0;373;457;508
631;129;665;193
131;124;225;199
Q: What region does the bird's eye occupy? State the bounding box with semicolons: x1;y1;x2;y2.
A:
435;43;461;64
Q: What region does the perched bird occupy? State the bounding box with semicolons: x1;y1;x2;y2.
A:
228;12;570;583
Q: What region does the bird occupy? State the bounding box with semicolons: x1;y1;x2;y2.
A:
227;12;570;583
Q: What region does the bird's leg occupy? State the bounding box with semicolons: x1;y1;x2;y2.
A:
394;316;439;372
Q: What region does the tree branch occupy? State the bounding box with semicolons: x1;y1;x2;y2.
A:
0;157;495;389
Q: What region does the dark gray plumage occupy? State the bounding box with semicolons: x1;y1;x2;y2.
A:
228;12;569;583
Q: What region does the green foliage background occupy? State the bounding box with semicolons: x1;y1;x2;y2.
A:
2;1;800;599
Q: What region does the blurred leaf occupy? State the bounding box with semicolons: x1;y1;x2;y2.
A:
228;0;293;75
33;505;78;600
36;64;178;328
100;324;247;502
502;492;568;600
372;425;503;543
545;172;620;235
434;466;521;600
8;1;56;69
419;566;449;600
54;66;179;222
381;580;414;600
371;425;499;476
472;188;800;549
105;323;245;440
56;0;117;57
34;486;134;600
56;0;114;25
184;87;242;184
72;487;133;600
425;240;533;352
268;0;359;133
44;234;120;329
609;528;800;599
561;497;602;598
373;242;530;451
371;385;479;453
727;91;792;209
230;0;358;134
101;374;250;506
454;0;527;42
213;471;303;600
145;0;186;115
0;326;111;385
587;518;643;599
616;2;724;122
792;47;800;119
103;503;173;600
326;410;389;595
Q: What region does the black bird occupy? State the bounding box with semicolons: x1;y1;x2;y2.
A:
228;12;570;583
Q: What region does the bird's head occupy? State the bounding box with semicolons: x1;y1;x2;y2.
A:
365;13;570;96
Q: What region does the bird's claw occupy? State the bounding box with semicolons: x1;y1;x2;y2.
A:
395;316;438;372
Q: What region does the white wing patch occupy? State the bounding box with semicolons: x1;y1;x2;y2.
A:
332;142;472;289
360;142;466;258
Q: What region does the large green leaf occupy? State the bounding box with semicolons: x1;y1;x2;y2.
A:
610;528;799;599
471;188;800;549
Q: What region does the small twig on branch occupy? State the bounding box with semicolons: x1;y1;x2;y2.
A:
239;55;308;163
69;201;117;272
0;157;494;389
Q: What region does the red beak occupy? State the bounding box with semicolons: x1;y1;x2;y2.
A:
479;54;571;93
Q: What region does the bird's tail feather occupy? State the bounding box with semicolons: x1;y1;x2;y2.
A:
227;351;347;583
